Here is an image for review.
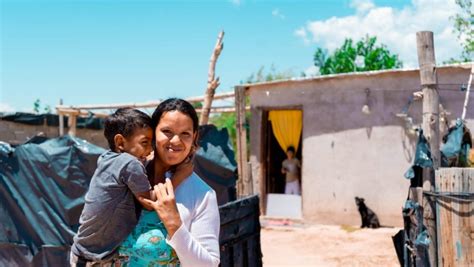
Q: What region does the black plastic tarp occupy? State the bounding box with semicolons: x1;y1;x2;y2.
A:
0;136;104;266
195;125;237;205
1;112;104;130
0;125;237;266
441;118;472;167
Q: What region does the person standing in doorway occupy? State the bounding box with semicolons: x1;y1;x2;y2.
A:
281;146;301;195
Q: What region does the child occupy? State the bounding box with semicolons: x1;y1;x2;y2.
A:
70;108;182;266
281;146;301;195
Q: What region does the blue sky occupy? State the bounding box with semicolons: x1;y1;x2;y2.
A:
0;0;463;112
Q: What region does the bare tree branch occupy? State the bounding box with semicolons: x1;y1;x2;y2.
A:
199;30;224;125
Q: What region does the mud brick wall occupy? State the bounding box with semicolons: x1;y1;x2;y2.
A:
0;120;108;148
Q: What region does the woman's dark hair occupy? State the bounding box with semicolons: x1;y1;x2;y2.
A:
104;108;152;150
287;146;296;153
151;98;199;132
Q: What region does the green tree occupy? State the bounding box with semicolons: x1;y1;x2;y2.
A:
44;105;52;114
33;99;52;114
192;101;203;109
210;112;238;150
242;65;294;84
447;0;473;62
33;99;41;114
314;36;403;75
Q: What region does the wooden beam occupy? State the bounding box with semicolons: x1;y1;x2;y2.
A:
235;86;251;197
195;106;250;114
57;109;109;118
416;31;439;267
68;114;77;137
186;91;234;103
57;105;246;120
57;101;162;110
55;92;235;112
58;99;64;136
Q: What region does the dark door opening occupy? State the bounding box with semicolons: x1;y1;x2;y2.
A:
264;112;303;195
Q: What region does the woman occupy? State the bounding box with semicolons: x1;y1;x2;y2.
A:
119;98;220;267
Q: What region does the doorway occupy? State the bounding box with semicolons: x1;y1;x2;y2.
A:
265;120;302;194
262;109;303;217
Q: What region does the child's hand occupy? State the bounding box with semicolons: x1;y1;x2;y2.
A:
146;151;154;162
135;191;155;210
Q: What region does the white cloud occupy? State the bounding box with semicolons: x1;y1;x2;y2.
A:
350;0;375;14
272;8;285;20
229;0;240;6
295;0;464;67
0;102;14;112
295;27;310;45
304;65;320;77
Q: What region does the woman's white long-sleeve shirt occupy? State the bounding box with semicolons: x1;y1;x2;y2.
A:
166;172;220;267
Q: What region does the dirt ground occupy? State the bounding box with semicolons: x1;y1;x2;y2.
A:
261;221;402;267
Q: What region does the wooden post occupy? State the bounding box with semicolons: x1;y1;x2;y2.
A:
199;30;224;125
435;168;474;267
58;99;64;136
416;31;439;266
461;64;474;121
235;86;251;197
68;114;77;136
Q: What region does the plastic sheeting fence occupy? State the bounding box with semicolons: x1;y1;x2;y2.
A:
0;124;244;266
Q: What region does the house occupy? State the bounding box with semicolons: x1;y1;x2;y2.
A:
241;63;473;226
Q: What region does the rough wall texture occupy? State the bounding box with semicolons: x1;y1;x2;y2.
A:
247;65;474;226
0;120;108;148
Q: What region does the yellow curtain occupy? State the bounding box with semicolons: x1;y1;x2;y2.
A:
268;110;302;152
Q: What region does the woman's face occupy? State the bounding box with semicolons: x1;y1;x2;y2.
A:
154;110;196;167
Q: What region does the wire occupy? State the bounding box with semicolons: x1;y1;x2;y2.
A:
363;87;466;92
423;191;474;203
437;89;466;92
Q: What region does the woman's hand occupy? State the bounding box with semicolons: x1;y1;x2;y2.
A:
139;178;183;238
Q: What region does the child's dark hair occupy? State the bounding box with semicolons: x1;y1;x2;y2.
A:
104;108;152;150
151;98;199;133
287;146;295;153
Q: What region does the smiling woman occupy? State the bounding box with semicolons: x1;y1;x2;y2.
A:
118;98;220;267
154;109;197;168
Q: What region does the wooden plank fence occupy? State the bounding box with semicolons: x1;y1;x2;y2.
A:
435;168;474;266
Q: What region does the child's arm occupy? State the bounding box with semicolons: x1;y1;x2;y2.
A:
138;159;193;210
122;159;156;210
135;190;156;210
